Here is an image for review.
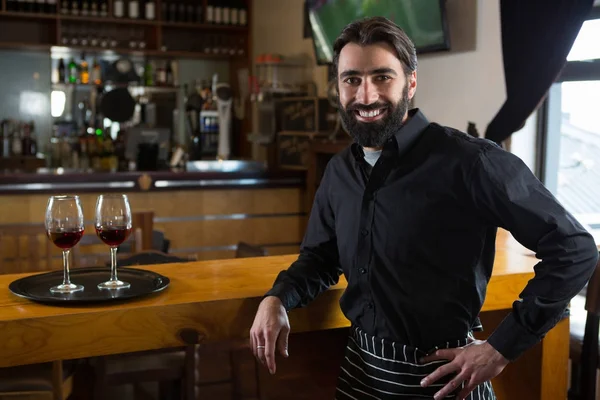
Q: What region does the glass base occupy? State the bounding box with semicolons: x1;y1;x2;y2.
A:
98;280;131;290
50;283;84;293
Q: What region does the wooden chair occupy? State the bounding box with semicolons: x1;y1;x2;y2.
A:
569;252;600;400
90;250;197;400
235;242;268;258
194;243;267;399
0;223;54;274
0;223;80;400
73;211;155;269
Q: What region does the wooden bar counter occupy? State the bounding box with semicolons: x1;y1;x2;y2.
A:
0;230;569;400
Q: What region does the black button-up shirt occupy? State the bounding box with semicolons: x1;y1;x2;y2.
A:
266;109;598;361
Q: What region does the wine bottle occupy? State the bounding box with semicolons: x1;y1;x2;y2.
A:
145;0;155;20
58;58;66;83
222;0;230;25
128;0;139;19
205;0;213;24
213;0;221;24
113;0;123;17
99;0;107;16
239;0;247;26
230;0;239;25
46;0;57;13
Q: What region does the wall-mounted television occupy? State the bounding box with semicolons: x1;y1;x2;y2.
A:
306;0;451;65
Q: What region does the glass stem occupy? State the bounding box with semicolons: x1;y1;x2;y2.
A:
62;249;72;286
110;246;118;282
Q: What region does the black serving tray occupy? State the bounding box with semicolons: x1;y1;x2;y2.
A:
9;267;170;305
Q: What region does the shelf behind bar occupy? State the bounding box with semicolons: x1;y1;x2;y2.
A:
0;10;58;19
59;14;157;25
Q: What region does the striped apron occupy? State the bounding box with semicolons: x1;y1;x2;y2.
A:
336;326;496;400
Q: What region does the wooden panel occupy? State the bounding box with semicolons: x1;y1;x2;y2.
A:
0;187;305;224
153;216;303;249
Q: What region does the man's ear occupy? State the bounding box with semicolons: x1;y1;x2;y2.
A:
408;70;417;100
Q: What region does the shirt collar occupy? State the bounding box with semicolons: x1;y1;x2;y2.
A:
350;108;430;161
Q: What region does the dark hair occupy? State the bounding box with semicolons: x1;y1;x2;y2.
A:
332;16;417;79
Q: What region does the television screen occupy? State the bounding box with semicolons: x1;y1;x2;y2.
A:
306;0;450;65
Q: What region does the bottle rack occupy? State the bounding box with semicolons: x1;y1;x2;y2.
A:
0;0;251;59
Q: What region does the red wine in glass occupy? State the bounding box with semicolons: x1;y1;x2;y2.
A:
95;226;132;247
48;229;85;249
95;194;132;290
45;195;85;294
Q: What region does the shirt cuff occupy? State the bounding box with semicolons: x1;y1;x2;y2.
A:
486;312;542;362
264;283;302;312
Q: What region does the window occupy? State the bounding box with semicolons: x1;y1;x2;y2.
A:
541;11;600;242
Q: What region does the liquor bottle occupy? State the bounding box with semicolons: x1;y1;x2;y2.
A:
58;58;66;83
113;0;123;17
81;0;89;16
222;0;230;25
70;0;78;15
230;0;239;25
16;0;25;11
161;1;168;21
186;3;194;23
165;61;173;85
92;58;101;85
80;54;89;84
195;2;202;23
168;1;176;21
68;57;78;83
239;0;247;26
205;0;213;24
35;0;45;13
177;1;185;22
128;0;139;18
60;0;69;14
6;0;17;11
143;62;154;86
144;0;155;20
25;0;35;12
46;0;57;12
213;0;221;24
129;0;139;18
99;0;107;16
90;0;97;16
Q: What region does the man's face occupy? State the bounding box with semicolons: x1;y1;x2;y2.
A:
337;42;417;148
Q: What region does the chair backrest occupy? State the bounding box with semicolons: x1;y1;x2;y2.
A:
72;210;155;268
235;242;268;258
578;252;600;400
116;250;193;267
0;223;54;274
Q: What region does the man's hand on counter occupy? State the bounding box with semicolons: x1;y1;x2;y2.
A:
250;296;290;374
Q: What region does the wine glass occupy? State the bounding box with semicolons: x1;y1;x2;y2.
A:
45;195;85;293
95;194;132;290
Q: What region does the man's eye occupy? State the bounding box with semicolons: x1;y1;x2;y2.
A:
344;77;360;85
376;75;391;81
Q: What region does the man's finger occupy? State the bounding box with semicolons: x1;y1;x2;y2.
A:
456;382;478;400
264;329;278;374
420;348;458;364
420;361;459;387
433;372;467;400
250;333;256;358
277;325;290;357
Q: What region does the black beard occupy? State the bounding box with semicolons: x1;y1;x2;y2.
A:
338;84;410;148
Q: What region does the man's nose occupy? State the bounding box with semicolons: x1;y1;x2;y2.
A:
355;81;378;105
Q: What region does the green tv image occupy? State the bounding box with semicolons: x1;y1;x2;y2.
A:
307;0;449;64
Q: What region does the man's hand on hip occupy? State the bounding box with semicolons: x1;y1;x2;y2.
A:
249;296;290;375
419;339;509;400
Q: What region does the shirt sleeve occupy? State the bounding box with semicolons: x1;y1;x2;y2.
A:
264;162;343;311
468;144;598;361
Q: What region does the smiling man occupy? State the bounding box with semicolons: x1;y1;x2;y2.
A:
249;16;598;400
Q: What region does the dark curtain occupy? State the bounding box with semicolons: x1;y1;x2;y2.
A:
484;0;595;144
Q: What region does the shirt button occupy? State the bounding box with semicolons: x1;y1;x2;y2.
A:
367;302;374;309
360;229;369;236
359;268;367;274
